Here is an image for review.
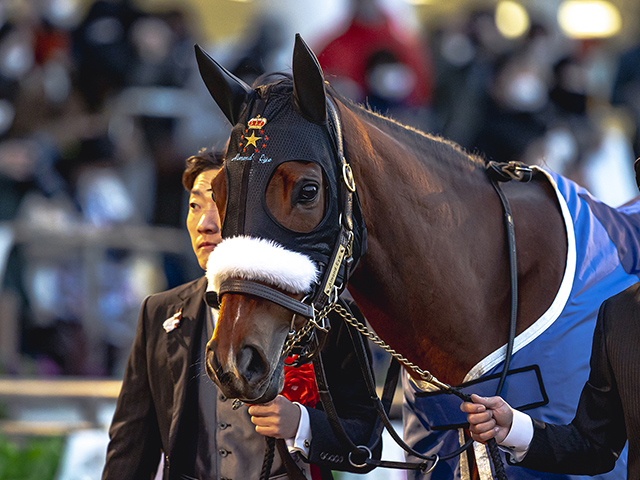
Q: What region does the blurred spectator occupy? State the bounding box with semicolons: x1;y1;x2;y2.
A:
0;0;204;377
542;54;603;178
612;39;640;160
229;16;285;86
472;51;552;164
71;0;142;112
431;8;507;149
128;9;192;88
316;0;433;126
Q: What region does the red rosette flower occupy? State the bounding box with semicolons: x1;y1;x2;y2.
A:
281;356;319;408
282;356;322;480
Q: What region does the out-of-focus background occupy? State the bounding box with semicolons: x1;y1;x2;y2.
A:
0;0;639;478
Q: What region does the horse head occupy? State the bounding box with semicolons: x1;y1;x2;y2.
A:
196;36;366;402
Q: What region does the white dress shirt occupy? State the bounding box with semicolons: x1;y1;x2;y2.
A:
499;408;535;462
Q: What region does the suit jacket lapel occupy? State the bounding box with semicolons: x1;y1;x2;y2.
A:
166;276;208;454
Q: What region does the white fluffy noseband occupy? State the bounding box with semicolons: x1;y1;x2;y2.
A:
206;236;319;294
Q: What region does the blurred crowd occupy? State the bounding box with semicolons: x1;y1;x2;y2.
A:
1;0;640;379
429;6;639;204
0;0;220;377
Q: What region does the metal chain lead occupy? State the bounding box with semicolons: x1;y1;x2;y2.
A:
281;304;335;359
283;302;451;392
329;303;453;392
283;301;506;480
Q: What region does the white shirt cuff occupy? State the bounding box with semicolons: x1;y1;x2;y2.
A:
286;403;311;458
499;408;534;462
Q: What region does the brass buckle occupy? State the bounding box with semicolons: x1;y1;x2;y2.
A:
342;163;356;192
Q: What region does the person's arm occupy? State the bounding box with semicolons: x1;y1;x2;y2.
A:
102;297;162;480
286;403;311;456
248;397;311;456
461;394;534;462
249;300;380;473
500;408;534;462
516;299;626;475
463;299;627;475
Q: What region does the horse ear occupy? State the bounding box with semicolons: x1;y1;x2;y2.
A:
194;44;253;125
292;34;327;123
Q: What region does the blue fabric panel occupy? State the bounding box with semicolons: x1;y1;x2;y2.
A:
402;171;639;479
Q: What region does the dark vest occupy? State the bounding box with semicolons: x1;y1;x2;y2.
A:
172;308;288;480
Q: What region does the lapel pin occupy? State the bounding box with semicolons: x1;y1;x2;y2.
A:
163;310;182;333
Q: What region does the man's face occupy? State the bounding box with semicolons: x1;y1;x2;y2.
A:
187;168;222;270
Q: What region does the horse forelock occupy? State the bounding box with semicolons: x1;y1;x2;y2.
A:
251;73;294;103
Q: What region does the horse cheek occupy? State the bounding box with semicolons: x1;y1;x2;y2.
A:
212;168;228;225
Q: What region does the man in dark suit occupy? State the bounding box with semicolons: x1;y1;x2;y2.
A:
102;149;379;480
460;280;639;477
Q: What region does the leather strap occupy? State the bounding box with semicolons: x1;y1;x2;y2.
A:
486;160;534;183
323;300;440;467
275;439;307;480
259;436;276;480
218;278;314;318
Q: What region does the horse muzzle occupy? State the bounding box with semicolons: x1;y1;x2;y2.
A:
205;338;285;403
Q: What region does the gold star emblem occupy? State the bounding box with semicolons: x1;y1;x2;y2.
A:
244;131;262;148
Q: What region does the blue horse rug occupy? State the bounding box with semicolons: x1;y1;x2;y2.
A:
402;168;640;480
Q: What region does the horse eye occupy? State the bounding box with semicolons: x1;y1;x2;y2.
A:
297;183;319;203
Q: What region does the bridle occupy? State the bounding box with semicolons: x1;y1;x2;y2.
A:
289;159;531;480
215;95;365;366
217;93;533;479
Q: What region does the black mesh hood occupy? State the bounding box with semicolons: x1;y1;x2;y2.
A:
222;85;341;270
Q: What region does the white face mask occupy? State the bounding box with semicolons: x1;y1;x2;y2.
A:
503;72;547;112
367;62;416;101
0;31;34;81
44;0;83;29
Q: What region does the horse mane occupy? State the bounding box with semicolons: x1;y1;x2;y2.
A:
250;73;487;170
325;85;488;170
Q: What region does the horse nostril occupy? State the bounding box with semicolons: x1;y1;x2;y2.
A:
210;351;223;375
205;340;221;372
205;342;227;382
236;345;268;383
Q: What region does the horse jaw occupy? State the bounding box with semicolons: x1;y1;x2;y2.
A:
204;294;291;403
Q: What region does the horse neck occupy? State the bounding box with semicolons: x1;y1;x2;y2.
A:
339;104;512;384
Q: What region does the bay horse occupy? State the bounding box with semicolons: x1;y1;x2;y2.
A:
196;35;639;479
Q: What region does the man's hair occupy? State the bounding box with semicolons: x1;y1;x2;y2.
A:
182;148;224;191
